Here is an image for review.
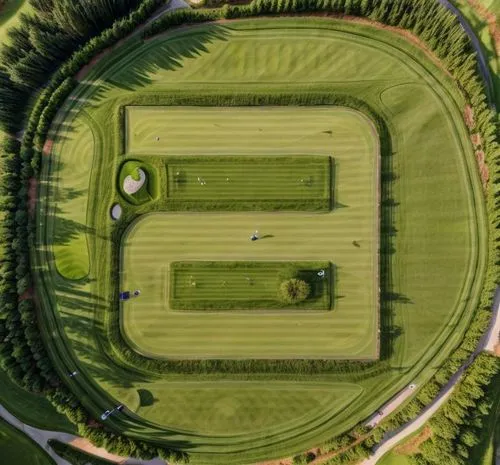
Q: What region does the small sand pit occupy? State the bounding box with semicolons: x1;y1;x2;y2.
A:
110;203;122;220
123;168;146;194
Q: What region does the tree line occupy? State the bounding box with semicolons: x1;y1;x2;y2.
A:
0;0;187;461
0;0;165;132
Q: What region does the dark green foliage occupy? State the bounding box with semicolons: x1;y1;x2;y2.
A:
411;354;500;465
48;440;114;465
0;0;165;133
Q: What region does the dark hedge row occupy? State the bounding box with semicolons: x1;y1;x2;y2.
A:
108;91;388;375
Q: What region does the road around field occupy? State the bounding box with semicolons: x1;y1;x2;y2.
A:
364;384;418;428
0;403;166;465
362;286;500;465
438;0;496;108
0;288;496;465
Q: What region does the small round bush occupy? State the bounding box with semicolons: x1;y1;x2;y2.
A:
278;279;310;304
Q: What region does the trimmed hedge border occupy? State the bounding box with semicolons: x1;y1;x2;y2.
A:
106;91;387;375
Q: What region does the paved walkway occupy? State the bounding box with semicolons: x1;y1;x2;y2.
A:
365;384;417;428
361;286;500;465
0;404;167;465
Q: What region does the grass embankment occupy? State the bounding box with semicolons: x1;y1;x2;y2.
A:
0;370;75;433
35;18;487;463
169;261;331;310
0;418;55;465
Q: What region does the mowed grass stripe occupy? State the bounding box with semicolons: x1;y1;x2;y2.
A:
166;157;330;201
122;209;378;359
170;261;331;310
52;115;95;280
126;106;374;155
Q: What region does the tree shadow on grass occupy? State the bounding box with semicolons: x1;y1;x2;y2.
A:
106;25;231;91
138;388;157;407
379;139;410;360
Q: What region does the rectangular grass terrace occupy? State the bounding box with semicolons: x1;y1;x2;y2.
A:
120;104;380;359
170;261;332;311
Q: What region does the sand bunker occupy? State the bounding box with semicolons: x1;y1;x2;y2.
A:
110;203;122;220
123;169;146;194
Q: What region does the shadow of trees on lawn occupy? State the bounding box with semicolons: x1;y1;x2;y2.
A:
107;25;231;91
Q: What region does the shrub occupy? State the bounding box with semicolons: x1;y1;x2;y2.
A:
278;279;310;304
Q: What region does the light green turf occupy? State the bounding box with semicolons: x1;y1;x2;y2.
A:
127;106;373;156
51;114;96;280
35;18;487;464
135;381;362;435
377;452;413;465
122;210;377;359
0;418;55;465
165;154;330;201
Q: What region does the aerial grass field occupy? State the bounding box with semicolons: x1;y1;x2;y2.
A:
34;17;487;464
164;155;331;203
0;419;55;465
169;261;331;310
122;210;376;359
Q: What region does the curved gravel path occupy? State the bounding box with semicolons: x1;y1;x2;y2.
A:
361;286;500;465
437;0;496;108
0;403;166;465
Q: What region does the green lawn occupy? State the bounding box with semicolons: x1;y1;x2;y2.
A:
169;261;331;310
164;154;331;202
377;452;413;465
122;210;376;359
35;18;487;464
0;369;75;433
0;418;55;465
51;114;96;280
126;105;371;156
